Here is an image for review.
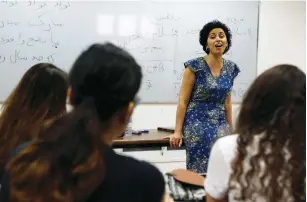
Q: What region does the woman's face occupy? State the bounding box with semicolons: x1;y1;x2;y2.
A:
206;28;228;55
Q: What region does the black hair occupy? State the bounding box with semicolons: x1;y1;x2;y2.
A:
199;20;232;54
8;43;143;202
69;43;142;121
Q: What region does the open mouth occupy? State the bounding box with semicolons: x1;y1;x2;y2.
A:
215;44;223;48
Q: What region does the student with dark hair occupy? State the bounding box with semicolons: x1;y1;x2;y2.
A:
0;63;68;177
205;64;306;202
170;20;240;174
0;43;165;202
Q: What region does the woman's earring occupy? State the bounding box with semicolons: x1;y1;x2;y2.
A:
205;46;209;52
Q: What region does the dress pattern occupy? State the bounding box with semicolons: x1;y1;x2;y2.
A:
183;57;240;174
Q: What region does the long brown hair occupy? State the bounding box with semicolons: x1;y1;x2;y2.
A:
7;43;142;202
0;63;68;174
229;64;306;202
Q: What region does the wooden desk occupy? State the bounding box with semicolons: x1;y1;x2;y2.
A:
113;129;171;146
112;129;186;150
112;129;186;176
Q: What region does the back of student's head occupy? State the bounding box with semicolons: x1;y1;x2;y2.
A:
68;43;142;121
0;63;68;172
231;64;305;202
7;43;142;202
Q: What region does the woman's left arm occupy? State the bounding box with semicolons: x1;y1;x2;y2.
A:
224;94;232;128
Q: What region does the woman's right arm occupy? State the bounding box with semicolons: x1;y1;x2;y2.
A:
170;67;195;148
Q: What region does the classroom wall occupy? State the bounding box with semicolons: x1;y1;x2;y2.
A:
131;0;306;130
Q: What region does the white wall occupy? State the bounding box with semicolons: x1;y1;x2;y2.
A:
131;1;306;130
257;1;306;74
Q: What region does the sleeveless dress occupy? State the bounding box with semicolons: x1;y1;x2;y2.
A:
182;57;240;174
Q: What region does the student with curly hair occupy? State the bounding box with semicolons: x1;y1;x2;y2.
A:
0;43;165;202
0;63;68;177
205;64;305;202
170;20;240;174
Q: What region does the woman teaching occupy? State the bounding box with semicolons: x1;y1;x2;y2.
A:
170;20;240;174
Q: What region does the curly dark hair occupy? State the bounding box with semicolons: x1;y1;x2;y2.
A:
229;64;306;202
199;20;232;54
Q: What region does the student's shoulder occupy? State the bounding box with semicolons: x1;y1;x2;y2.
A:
114;153;165;201
117;153;164;181
213;135;238;160
214;134;238;149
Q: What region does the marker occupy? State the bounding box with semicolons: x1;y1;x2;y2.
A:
131;130;149;135
132;130;142;135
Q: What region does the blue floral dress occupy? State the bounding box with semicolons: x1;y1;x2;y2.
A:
183;57;240;174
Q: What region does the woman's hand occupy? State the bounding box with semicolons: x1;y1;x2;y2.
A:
169;132;183;148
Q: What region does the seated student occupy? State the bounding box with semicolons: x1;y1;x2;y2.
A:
0;63;68;177
0;43;165;202
205;64;305;202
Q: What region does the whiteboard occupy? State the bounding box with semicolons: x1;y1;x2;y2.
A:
0;1;259;103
